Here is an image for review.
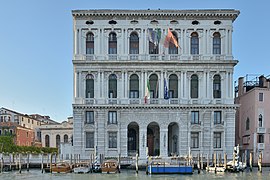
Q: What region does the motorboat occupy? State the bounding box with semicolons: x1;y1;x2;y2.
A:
73;161;91;173
101;159;119;173
51;161;72;173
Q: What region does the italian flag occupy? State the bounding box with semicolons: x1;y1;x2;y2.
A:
144;80;150;103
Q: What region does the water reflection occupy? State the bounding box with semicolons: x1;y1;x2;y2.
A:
0;168;270;180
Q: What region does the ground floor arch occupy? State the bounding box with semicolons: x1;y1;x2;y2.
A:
127;122;139;156
168;122;179;156
147;122;160;156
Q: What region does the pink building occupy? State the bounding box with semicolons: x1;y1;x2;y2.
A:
235;75;270;166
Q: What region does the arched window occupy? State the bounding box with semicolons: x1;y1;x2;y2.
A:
108;32;117;54
129;74;139;98
169;31;178;54
213;75;221;98
190;32;199;54
259;114;263;127
45;135;50;147
108;74;117;98
213;32;221;54
149;74;159;98
86;32;94;54
56;134;60;147
129;32;139;54
86;74;94;98
190;74;198;98
64;134;68;143
169;74;178;98
149;29;159;55
246;118;250;131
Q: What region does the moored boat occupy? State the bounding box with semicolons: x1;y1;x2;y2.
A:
51;161;72;173
101;159;119;173
73;161;91;173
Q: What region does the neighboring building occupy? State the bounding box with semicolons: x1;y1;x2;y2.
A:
72;9;239;160
40;117;73;148
235;75;270;165
0;122;35;146
0;107;58;146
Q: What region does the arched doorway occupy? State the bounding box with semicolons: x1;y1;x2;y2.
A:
147;122;160;156
127;122;139;156
168;122;179;156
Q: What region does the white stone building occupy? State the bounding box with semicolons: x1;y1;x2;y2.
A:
72;9;239;160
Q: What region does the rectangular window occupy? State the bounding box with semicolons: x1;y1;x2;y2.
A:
258;135;264;143
191;111;199;124
129;90;139;98
85;132;94;148
108;132;117;148
191;132;199;148
213;132;221;148
214;111;222;124
259;93;263;101
85;111;94;124
108;111;117;124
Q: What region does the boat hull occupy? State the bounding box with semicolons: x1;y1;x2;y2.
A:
148;165;193;174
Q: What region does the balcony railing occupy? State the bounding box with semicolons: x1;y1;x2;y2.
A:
257;127;266;134
74;54;231;61
257;143;265;150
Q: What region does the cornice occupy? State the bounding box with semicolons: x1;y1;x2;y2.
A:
72;9;240;22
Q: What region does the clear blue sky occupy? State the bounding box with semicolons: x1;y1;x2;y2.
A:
0;0;269;122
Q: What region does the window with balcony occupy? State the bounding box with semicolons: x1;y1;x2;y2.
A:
214;111;222;124
86;32;94;54
129;74;139;98
191;74;198;98
259;93;263;101
86;132;94;148
191;111;199;124
85;111;94;124
259;114;263;127
108;32;117;54
169;74;178;98
108;74;117;98
56;134;60;147
190;32;199;55
149;74;159;98
108;132;117;148
213;132;221;148
169;31;178;54
64;134;68;143
258;134;264;143
191;132;199;148
108;111;117;124
86;74;94;98
246;117;250;131
213;75;221;98
45;135;50;147
213;32;221;54
129;32;139;55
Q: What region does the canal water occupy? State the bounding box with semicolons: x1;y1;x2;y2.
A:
0;168;270;180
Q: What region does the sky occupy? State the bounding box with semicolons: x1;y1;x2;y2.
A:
0;0;269;122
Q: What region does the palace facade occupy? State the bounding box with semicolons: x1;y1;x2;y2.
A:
72;9;240;160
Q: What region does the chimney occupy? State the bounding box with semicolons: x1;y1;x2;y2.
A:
259;75;266;88
238;77;244;96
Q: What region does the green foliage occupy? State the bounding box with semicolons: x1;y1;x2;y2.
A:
0;136;58;154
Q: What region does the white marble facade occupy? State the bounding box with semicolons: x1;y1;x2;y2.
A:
72;9;239;160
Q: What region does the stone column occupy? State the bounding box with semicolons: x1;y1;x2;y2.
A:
141;71;144;99
160;128;168;157
121;72;125;99
78;72;82;98
228;29;232;55
101;72;104;98
160;72;164;99
125;71;128;98
97;71;101;99
225;72;229;99
139;128;147;158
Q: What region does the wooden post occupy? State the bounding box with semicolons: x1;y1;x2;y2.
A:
200;154;203;170
46;154;49;168
70;154;73;166
214;152;217;173
41;153;44;173
19;153;21;173
135;153;138;173
224;153;227;170
249;152;252;171
232;150;235;170
118;153;121;173
197;154;200;174
258;152;262;173
50;153;53;173
15;154;18;170
9;153;12;171
206;154;209;171
27;153;30;171
0;153;3;173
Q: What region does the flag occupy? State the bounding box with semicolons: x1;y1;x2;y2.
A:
164;78;169;100
144;80;150;103
164;28;179;48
